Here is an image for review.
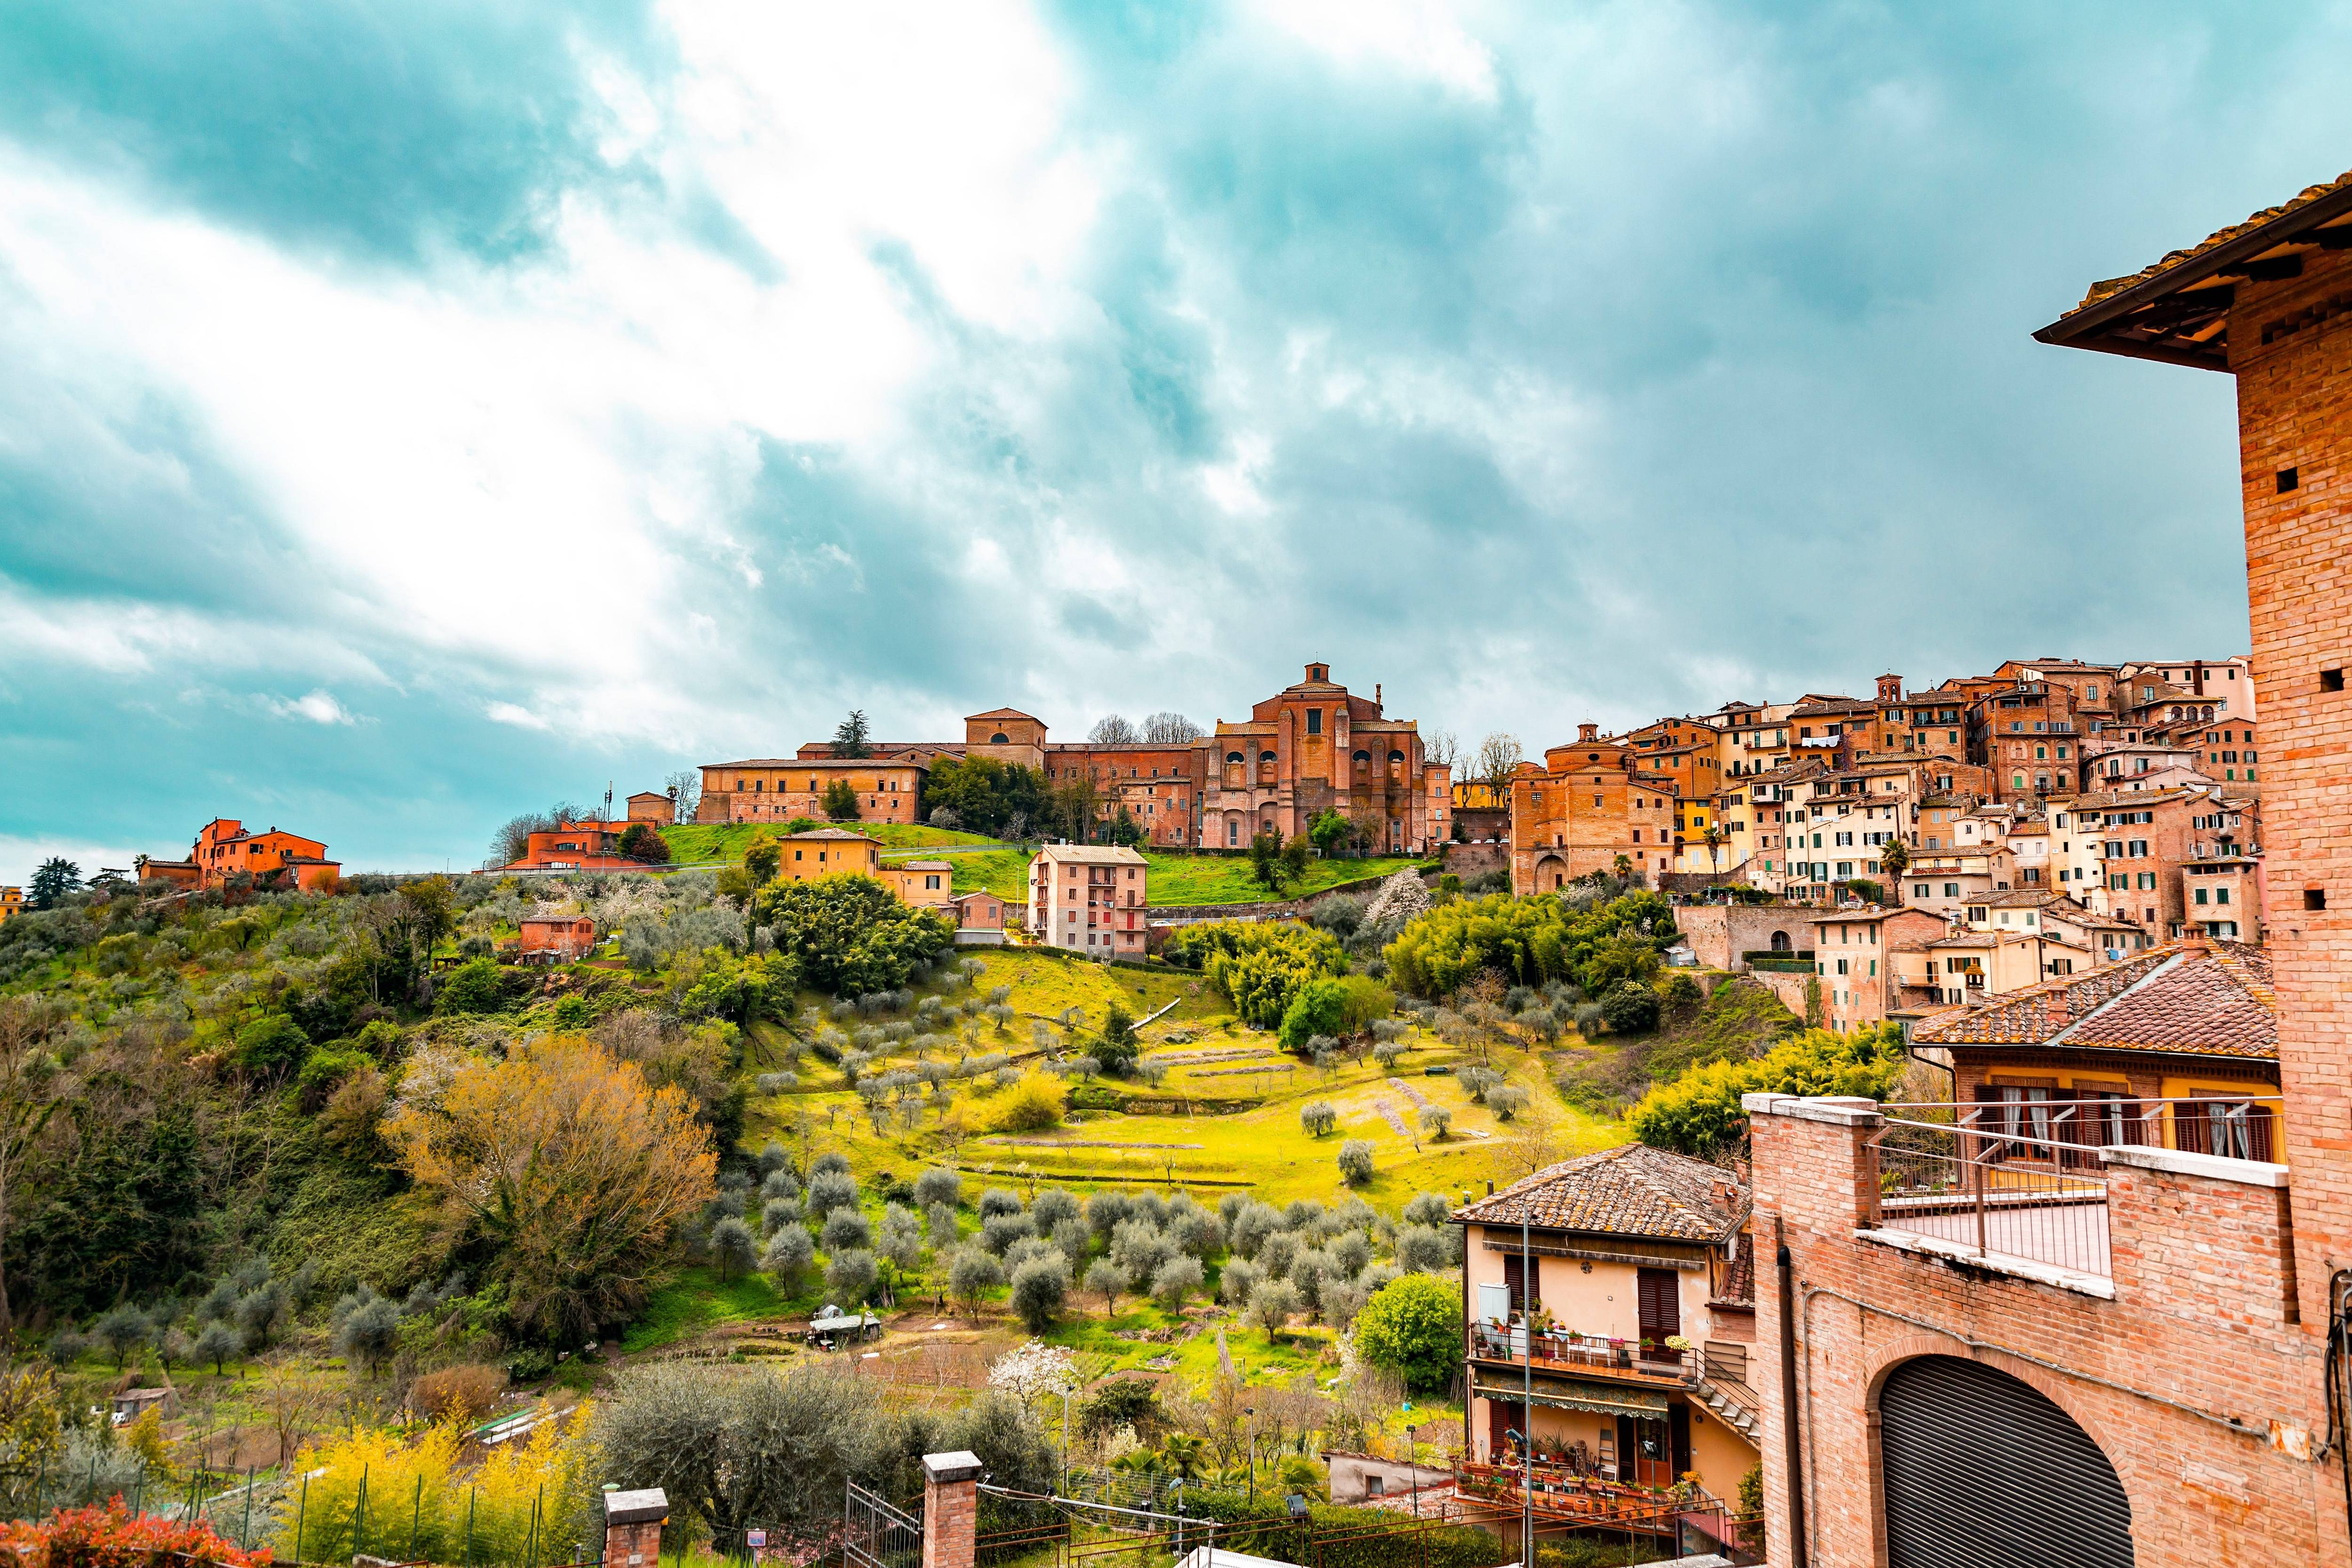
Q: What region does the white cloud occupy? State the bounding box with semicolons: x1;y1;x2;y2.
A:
267;689;356;724
0;835;149;889
485;701;553;731
1252;0;1500;102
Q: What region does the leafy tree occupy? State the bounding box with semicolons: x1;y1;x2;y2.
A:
1354;1274;1463;1390
832;711;872;758
91;1305;152;1369
876;1204;924;1298
618;824;671;864
27;860;79;910
762;1224;814;1292
387;1035;717;1340
1299;1101;1337;1138
1383;891;1679;1000
330;1285;401;1373
744;834;782;885
1628;1023;1907;1159
1247;831;1289;895
1151;1255;1204;1310
232;1015;310;1076
710;1218;758;1282
1246;1278;1303;1335
949;1247;1004;1316
821;1209;871;1255
1278;977;1349;1054
822;781;861;821
1084;1258;1127;1313
1336;1139;1375;1186
1097;1003;1139;1073
1308;810;1351;857
193;1321;242;1375
1598;980;1661;1035
1417;1106;1451;1141
1164;922;1344;1029
914;1167;962;1210
827;1247;879;1305
754;876;955;996
919;756;1050;838
1009;1252;1069;1331
680;951;797;1029
1393;1224;1451;1273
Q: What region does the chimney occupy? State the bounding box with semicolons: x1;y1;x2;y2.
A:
1486;1179;1494;1195
1375;683;1382;707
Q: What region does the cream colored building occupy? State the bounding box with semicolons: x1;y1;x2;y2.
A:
1026;843;1147;959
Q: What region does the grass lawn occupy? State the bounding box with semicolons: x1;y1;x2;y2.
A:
661;821;1001;863
945;851;1430;907
623;1265;812;1352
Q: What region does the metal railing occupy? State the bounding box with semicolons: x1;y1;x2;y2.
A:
1467;1323;1691;1384
1865;1096;2284;1280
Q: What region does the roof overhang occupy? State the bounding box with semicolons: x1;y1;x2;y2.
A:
1469;1371;1674;1421
2034;183;2352;369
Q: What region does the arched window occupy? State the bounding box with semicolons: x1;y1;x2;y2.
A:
1225;752;1245;765
1258;751;1276;763
1770;930;1791;952
1388;749;1405;762
991;732;1009;744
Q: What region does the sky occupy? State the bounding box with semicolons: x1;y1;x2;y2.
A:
3;0;2348;880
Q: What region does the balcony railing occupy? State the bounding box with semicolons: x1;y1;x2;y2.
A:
1863;1096;2283;1283
1468;1322;1691;1384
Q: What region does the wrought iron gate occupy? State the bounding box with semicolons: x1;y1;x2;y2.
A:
843;1482;922;1568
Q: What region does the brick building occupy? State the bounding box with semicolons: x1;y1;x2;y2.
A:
143;819;341;892
626;790;674;825
518;915;597;962
1027;843;1146;958
1508;724;1679;891
696;757;926;826
504;819;648;872
1740;169;2352;1568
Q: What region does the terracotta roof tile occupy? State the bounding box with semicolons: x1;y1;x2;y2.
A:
2069;171;2352;316
1452;1144;1745;1243
1911;940;2272;1059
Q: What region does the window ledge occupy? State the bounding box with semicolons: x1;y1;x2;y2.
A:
1854;1227;2115;1299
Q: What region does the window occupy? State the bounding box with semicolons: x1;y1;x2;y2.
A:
1306;708;1323;735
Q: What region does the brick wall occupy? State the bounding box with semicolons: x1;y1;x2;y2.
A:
921;1452;982;1568
2233;246;2352;1339
1749;1095;2331;1568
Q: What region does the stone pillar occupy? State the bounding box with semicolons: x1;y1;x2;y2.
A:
921;1450;983;1568
603;1488;668;1568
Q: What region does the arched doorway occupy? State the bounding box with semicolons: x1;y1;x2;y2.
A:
1535;854;1567;890
1770;930;1791;952
1877;1355;2132;1567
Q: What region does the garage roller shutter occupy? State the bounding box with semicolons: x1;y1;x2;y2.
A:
1878;1354;2132;1568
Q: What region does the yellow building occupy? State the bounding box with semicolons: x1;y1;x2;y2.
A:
883;858;954;911
775;828;883;882
0;886;21;924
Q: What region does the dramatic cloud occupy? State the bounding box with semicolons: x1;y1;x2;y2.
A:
2;0;2347;876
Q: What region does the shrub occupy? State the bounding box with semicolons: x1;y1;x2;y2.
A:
232;1014;310;1075
330;1286;402;1372
1300;1101;1338;1138
1354;1274;1464;1390
435;958;509;1016
992;1074;1069;1131
410;1363;506;1423
1401;1192;1453;1228
1336;1139;1375;1186
1598;980;1661;1035
979;1187;1024;1220
20;1500;272;1568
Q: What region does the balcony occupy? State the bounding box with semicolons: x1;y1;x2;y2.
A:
1859;1097;2283;1293
1468;1322;1692;1386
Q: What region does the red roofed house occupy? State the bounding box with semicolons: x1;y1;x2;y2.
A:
506;820;646;872
1449;1145;1761;1555
950;889;1007;946
518;915;598;963
146;819;341;892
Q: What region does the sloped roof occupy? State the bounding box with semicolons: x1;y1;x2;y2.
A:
1453;1144;1745;1244
1912;940;2273;1059
1033;843;1148;865
967;708;1043;723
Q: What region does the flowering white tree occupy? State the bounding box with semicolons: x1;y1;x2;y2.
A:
987;1340;1079;1404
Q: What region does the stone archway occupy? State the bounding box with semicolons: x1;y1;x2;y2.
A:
1535;854;1568;891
